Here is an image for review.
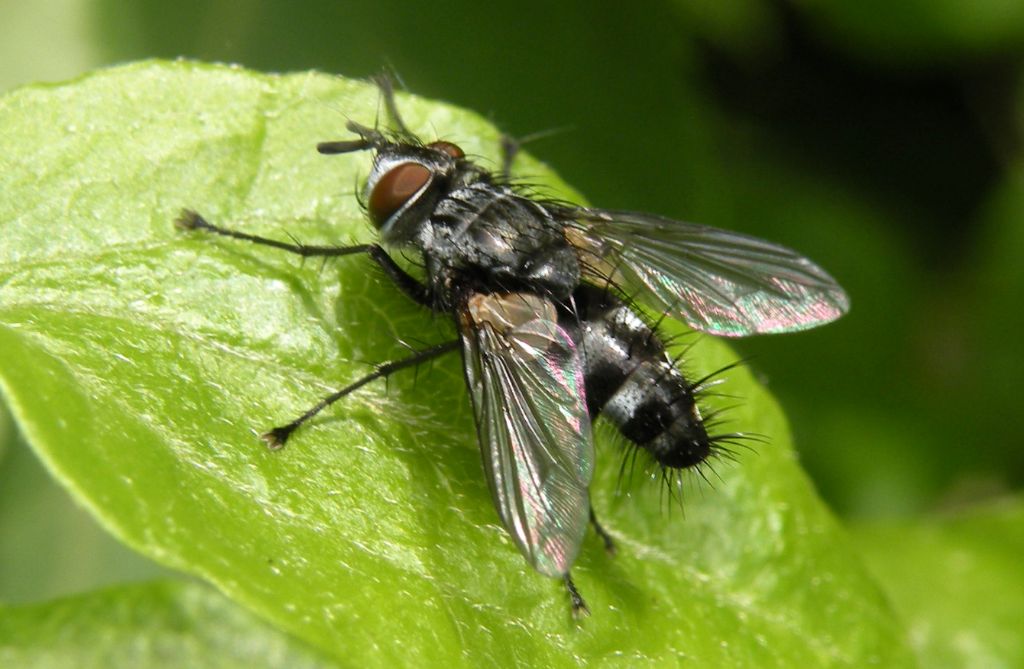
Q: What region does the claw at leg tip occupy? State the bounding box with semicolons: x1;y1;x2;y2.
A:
173;209;202;231
260;427;291;451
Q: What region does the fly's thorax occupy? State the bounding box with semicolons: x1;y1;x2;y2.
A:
427;184;582;299
363;140;581;299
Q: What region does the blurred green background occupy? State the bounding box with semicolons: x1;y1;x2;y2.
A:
2;0;1022;604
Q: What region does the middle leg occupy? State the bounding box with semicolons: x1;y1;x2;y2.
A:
262;339;461;449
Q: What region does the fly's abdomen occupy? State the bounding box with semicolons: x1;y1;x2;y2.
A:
572;285;711;469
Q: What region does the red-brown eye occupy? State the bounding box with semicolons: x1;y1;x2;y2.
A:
368;162;431;226
427;140;465;159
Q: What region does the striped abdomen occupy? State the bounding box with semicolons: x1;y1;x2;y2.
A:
569;285;711;469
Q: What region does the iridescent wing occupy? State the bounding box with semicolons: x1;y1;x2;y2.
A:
569;209;850;336
460;293;594;578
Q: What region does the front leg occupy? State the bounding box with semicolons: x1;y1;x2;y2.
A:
175;209;432;307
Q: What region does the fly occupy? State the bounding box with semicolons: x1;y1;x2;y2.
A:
175;77;849;616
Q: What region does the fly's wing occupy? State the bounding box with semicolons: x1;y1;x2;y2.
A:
460;294;594;578
571;210;850;336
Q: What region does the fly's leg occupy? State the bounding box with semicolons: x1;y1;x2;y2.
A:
262;340;460;449
564;573;590;618
372;72;413;136
175;209;432;307
500;128;568;180
589;507;616;555
175;209;453;446
500;135;521;182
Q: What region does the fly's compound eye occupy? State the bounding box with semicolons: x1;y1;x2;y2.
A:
427;140;465;160
368;162;432;227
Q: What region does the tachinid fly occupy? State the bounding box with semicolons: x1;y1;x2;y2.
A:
176;78;849;616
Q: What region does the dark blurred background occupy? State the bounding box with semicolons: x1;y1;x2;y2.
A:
2;0;1022;598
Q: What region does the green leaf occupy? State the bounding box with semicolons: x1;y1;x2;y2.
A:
0;61;914;666
0;580;337;668
851;495;1024;667
853;498;1024;669
0;432;173;604
0;402;10;464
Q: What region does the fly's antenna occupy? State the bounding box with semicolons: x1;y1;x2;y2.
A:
317;119;385;156
317;136;374;155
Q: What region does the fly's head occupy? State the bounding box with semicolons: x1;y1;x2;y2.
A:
318;121;468;245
